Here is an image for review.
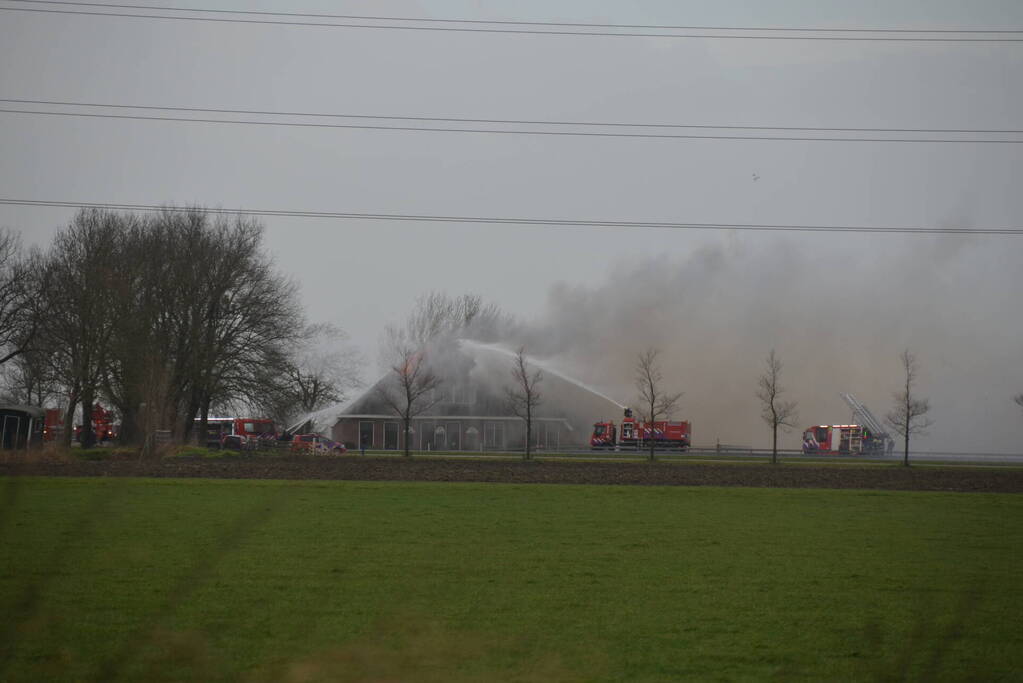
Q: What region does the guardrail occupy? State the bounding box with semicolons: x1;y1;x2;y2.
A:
192;438;1023;466
324;446;1023;466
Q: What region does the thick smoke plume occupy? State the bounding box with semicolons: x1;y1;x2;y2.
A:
515;235;1023;453
378;238;1021;453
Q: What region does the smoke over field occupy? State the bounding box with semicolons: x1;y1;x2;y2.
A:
517;235;1023;453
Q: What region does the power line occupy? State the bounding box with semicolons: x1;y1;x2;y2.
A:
2;4;1021;41
3;98;1019;136
7;0;1022;34
1;199;1019;236
4;108;1021;144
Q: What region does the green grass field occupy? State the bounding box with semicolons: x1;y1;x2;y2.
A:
1;477;1020;682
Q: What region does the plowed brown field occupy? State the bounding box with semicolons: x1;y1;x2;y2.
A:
3;455;1021;493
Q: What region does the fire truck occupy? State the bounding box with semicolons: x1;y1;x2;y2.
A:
197;416;277;447
43;408;62;442
802;393;893;456
68;404;117;443
801;425;883;455
591;408;691;451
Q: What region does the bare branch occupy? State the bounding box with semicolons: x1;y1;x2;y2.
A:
885;348;932;466
755;349;798;464
504;346;543;459
634;348;682;460
376;338;442;456
0;228;36;367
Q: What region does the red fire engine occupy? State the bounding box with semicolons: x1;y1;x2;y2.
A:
802;394;894;456
234;417;276;441
43;408;62;442
802;425;882;455
65;404;117;442
591;408;691;451
197;416;276;447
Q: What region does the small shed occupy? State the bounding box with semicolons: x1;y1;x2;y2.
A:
0;405;46;450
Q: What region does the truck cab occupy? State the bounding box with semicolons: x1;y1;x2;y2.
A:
590;421;617;448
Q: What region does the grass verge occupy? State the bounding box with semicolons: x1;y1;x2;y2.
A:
1;477;1020;681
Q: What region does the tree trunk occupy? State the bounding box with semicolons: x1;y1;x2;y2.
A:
403;415;411;457
903;431;910;467
199;397;212;447
80;385;96;449
118;409;137;445
181;393;200;443
61;397;77;448
525;408;531;461
649;403;656;462
772;425;778;465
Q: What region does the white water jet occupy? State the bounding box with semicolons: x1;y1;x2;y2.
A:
458;338;627;410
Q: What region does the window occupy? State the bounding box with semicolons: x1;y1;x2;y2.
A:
484;422;505;449
465;426;480;451
384;422;399;450
537;424;559;450
359;421;374;448
419;421;434;450
446;422;461;450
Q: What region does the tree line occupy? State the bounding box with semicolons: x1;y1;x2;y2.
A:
0;209;360;448
2;224;1014;458
601;345;935;466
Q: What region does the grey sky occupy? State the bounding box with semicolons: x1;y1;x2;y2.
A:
2;1;1021;451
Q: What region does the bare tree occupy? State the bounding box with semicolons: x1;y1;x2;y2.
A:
504;347;543;460
35;210;125;448
376;341;442;457
0;228;34;367
0;347;58;407
396;291;509;349
262;322;363;425
885;349;932;467
192;232;301;439
755;349;799;464
92;210;303;444
634;348;683;461
1015;393;1023;415
24;208;305;448
402;291;458;348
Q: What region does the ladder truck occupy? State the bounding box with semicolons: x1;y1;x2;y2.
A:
801;393;894;456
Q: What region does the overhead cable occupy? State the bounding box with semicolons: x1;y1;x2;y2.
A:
2;3;1021;41
3;108;1020;143
3;98;1019;136
6;0;1022;34
1;199;1020;236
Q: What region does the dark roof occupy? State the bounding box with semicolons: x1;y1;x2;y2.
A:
0;404;46;418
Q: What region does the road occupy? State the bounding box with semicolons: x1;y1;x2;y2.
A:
360;446;1023;466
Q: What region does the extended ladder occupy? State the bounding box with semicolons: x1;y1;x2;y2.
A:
839;393;893;454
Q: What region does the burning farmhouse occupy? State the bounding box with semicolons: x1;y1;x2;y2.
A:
291;340;624;452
